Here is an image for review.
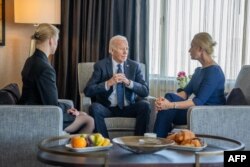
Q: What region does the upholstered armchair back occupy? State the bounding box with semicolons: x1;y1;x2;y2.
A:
78;62;146;112
234;65;250;104
78;62;95;110
78;62;154;138
0;106;64;167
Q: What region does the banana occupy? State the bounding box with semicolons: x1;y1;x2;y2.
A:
102;138;111;146
80;133;110;147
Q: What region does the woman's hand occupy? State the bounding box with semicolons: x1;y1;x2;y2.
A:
67;108;80;116
155;97;173;111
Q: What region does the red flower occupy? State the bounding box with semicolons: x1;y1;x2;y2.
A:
177;71;186;78
177;71;189;89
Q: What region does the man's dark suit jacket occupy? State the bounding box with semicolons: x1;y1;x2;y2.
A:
84;57;149;107
19;49;71;122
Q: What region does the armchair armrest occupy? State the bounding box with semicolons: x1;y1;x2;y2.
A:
187;106;250;150
58;99;74;108
79;92;92;113
146;96;157;132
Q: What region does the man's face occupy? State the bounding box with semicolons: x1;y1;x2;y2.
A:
111;39;129;63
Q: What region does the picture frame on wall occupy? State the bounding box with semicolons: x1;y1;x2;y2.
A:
0;0;5;46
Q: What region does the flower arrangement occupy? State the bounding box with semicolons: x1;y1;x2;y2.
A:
177;71;191;89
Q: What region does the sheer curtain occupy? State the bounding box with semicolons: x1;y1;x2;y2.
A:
149;0;250;97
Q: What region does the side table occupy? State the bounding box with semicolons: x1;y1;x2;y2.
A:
37;134;244;167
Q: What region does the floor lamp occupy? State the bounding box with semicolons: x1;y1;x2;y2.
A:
14;0;61;56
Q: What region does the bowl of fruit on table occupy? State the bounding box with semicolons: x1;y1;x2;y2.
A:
65;133;112;152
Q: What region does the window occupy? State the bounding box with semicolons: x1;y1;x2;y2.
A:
149;0;249;96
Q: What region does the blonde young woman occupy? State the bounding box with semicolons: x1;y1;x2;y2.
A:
19;23;94;134
154;32;226;137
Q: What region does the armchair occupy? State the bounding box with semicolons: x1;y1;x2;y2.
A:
187;65;250;149
0;83;74;166
0;105;65;167
78;62;156;138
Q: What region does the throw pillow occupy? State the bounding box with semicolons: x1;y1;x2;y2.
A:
226;88;248;105
0;83;21;104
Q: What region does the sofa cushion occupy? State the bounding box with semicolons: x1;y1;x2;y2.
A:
0;83;20;104
226;88;248;105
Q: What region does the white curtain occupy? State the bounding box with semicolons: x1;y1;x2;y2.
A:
149;0;250;97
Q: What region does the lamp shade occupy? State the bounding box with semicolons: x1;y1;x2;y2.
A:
14;0;61;24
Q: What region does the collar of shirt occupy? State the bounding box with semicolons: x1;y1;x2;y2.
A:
112;58;124;74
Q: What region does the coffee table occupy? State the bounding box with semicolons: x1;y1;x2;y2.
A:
37;134;244;167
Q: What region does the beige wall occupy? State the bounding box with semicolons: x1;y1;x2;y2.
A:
0;0;34;90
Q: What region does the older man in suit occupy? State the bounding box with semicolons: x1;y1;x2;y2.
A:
84;35;151;138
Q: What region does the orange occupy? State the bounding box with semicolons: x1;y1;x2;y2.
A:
71;136;87;148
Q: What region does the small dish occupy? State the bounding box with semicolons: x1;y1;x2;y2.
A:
144;133;157;138
65;144;113;153
112;136;174;154
167;142;207;151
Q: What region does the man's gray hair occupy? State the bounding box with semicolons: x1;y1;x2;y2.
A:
109;35;128;54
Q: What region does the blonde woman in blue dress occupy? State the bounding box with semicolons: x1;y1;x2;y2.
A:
154;32;226;137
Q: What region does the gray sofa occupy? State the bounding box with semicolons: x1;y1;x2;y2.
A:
187;65;250;150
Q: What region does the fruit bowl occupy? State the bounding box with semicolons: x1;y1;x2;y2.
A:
112;136;174;154
65;143;113;152
64;133;112;152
